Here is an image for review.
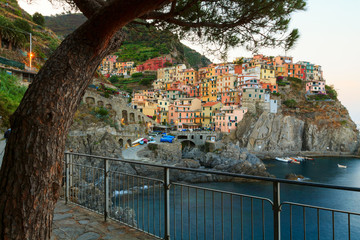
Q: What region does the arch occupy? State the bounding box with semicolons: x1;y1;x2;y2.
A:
122;110;128;124
106;104;112;110
85;97;95;105
138;115;141;122
127;139;132;147
191;135;194;139
129;112;135;122
181;140;196;149
118;139;124;148
97;101;104;107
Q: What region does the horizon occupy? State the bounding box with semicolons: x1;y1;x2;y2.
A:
18;0;360;125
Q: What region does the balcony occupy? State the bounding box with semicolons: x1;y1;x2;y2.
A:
61;152;360;240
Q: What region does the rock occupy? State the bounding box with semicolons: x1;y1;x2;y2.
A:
236;111;360;156
285;173;304;181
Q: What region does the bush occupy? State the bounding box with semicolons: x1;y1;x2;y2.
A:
283;99;297;108
271;92;281;97
109;75;120;84
278;82;287;86
0;71;27;127
14;19;32;33
307;94;330;101
325;85;338;100
32;12;45;26
131;72;143;78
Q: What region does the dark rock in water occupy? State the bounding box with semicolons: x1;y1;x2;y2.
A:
285;173;305;181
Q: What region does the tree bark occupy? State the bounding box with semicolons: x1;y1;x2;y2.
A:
0;0;169;239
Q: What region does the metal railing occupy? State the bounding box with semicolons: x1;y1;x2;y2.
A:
63;152;360;240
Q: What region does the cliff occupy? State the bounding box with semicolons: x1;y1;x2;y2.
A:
234;103;359;158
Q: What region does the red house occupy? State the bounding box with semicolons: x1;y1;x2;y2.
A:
136;56;173;72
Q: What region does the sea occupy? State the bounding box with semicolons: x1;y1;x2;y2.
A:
113;157;360;240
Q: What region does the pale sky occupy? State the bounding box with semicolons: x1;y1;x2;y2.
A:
19;0;360;125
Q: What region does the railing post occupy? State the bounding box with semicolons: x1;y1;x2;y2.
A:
273;182;281;240
104;158;109;221
164;167;170;240
65;153;70;204
69;154;74;187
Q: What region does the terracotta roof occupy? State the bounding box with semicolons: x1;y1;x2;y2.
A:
167;88;182;91
203;102;220;107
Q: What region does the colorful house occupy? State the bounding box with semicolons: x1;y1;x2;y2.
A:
201;102;222;128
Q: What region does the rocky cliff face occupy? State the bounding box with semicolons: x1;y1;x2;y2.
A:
235;108;359;157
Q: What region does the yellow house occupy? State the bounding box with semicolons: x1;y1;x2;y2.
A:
201;102;222;128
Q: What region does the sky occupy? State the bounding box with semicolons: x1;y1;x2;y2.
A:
19;0;360;125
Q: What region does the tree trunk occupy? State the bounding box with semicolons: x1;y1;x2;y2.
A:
0;0;169;238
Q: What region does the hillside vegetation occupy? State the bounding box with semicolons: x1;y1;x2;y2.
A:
0;71;26;128
0;1;61;69
45;13;211;69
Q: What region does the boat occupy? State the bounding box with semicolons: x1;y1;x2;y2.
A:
275;157;292;163
304;157;314;160
337;164;347;168
132;138;144;145
291;160;300;164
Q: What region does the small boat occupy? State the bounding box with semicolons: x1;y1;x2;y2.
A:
275;157;292;163
304;157;314;160
291;160;300;164
337;164;347;168
295;156;305;161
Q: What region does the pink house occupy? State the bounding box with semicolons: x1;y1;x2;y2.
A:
213;106;248;133
306;80;326;94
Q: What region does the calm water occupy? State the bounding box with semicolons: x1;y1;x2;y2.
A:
114;157;360;239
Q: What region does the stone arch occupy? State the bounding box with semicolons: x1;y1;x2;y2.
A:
127;139;132;147
97;101;104;107
118;139;124;148
86;97;95;105
106;104;112;110
181;140;196;149
129;112;135;122
122;110;128;124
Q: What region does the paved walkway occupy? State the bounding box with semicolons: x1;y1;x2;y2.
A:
52;201;156;240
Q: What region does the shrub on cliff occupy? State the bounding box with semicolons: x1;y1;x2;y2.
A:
283;99;297;108
325;85;338;100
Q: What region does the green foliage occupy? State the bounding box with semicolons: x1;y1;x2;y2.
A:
307;94;330;101
278;82;287;86
325;85;338;100
109;75;120;84
340;120;347;126
32;12;45;26
0;16;27;48
139;78;152;86
283;99;297;108
183;45;211;69
0;71;27;127
131;72;143;78
271;92;281;97
13;18;32;33
95;107;109;117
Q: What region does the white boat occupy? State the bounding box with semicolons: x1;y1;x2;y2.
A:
275;157;292;163
337;164;347;168
131;138;144;145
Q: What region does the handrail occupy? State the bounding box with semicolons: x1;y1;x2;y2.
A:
64;152;360;240
65;151;360;192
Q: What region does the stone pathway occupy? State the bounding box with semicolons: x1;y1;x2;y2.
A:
52;201;156;240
